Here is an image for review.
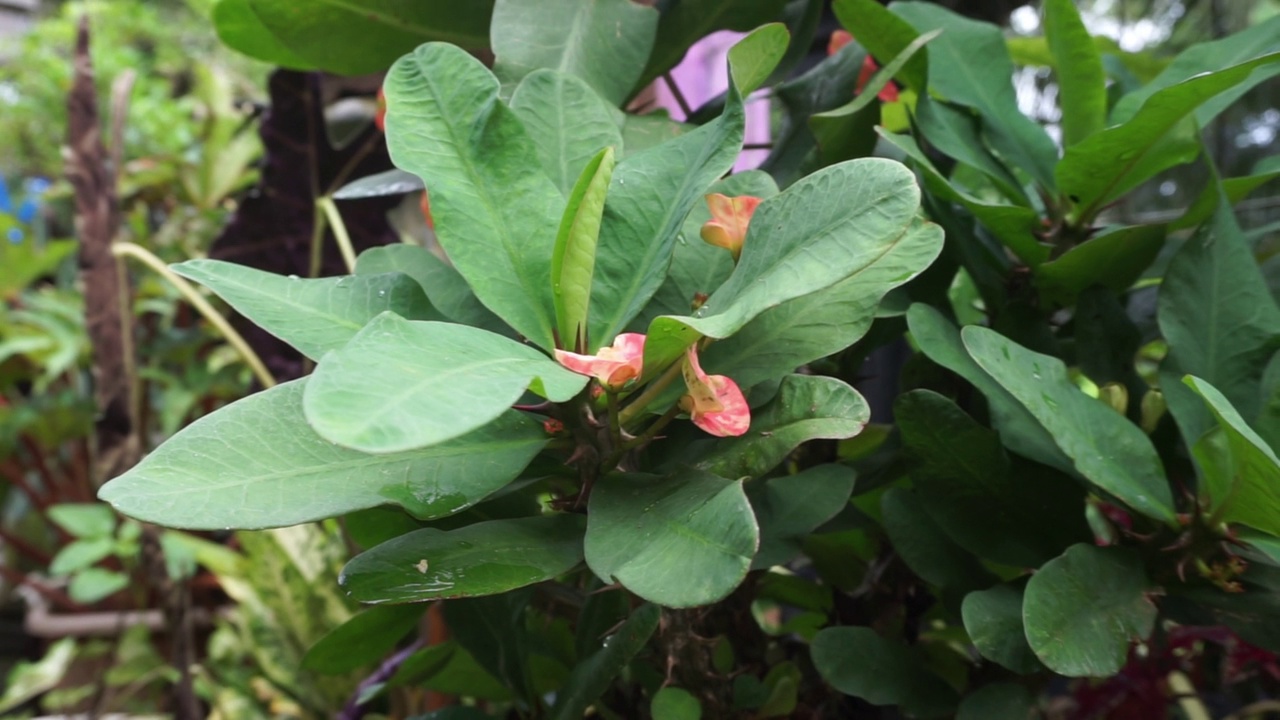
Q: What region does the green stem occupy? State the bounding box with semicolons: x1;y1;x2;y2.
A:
308;202;327;279
617;360;684;427
112;242;277;388
601;404;682;471
606;389;622;449
317;195;357;273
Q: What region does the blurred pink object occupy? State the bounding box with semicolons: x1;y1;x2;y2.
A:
653;31;772;171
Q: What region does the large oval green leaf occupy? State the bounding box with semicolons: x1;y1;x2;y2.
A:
98;380;546;529
1023;544;1157;677
341;515;586;603
172;259;431;361
305;313;586;453
960;583;1043;674
962;326;1175;522
585;469;758;608
211;0;312;69
492;0;658;106
811;626;958;717
510;71;624;197
354;245;510;336
384;43;563;349
247;0;494;75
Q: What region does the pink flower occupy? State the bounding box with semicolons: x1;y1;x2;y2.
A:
554;333;646;391
700;193;762;261
680;345;749;437
828;30;900;103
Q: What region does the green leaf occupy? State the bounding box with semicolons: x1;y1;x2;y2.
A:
1059;52;1280;221
705;217;942;389
246;0;494;75
880;487;996;597
302;604;425;674
510;71;624;197
341;515;586;603
892;1;1059;192
1158;184;1280;446
1111;15;1280;127
1174;164;1280;231
549;604;661;720
0;638;76;714
1034;223;1167;306
651;686;702;720
811;626;959;717
334;169;425;199
878;130;1046;266
896;390;1088;568
638;0;790;90
1044;0;1106;146
1023;544;1156;677
172;259;431;361
696;375;869;480
492;0;658;106
304;314;586;453
727;23;791;94
956;683;1036;720
212;0;312;69
552;147;615;351
906;304;1074;474
832;0;928;91
585;469;758;608
384;43;563;349
642;158;923;371
355;245;510;335
441;591;534;701
49;537;116;576
47;503;117;538
589;26;785;347
1184;376;1280;535
99;379;546;529
69;567;130;604
961;583;1043;674
749;464;856;569
913;95;1027;204
620;112;689;156
963;326;1175;522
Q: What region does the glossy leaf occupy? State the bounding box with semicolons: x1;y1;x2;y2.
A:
832;0;928;91
354;245;509;335
305;314;586;453
1158;185;1280;445
341;515;586;603
172;259;431;361
811;626;958;717
589;26;785;348
697;375;869;480
651;686;702;720
1023;544;1157;677
1184;376;1280;535
1044;0;1106;146
384;43;563;349
585;469;758;608
510;71;624;197
1059;52;1280;221
99;380;546;529
896;390;1088;568
247;0;494;75
880;488;995;597
492;0;657;106
893;1;1059;192
749;464;856;569
552;147;615;351
212;0;312;69
302;604;425;674
913;95;1026;204
705;217;942;390
1035;223;1166;306
906;304;1074;474
642;158;922;371
333;169;425;200
549;604;661;720
961;583;1043;674
963;326;1175;522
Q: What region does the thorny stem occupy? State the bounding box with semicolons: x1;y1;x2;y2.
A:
617;360;685;427
606;390;622;449
600;404;681;472
317;195;358;273
662;71;694;119
112;242;277;388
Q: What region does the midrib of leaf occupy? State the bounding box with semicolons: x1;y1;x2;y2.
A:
187;272;369;331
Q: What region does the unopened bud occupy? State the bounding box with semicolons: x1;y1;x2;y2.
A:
1099;382;1128;415
1140;389;1166;434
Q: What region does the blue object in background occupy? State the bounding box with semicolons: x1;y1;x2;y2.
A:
0;173;12;215
7;227;23;244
